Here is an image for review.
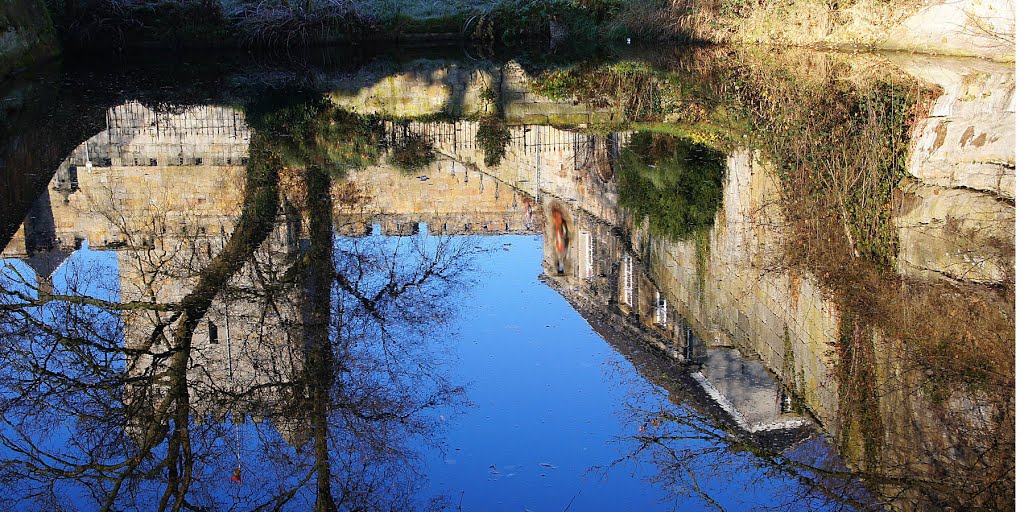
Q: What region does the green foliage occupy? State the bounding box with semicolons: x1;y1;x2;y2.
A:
616;132;725;240
479;86;497;103
245;94;383;176
388;134;436;173
844;81;918;266
470;0;605;48
532;69;579;100
476;115;511;167
530;61;672;120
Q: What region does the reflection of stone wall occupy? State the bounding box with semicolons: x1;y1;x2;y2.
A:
121;213;305;423
65;101;251;169
544;214;814;436
328;61;496;118
629;150;842;428
412;122;844;428
338;153;533;235
486;138;838;424
541;197;703;365
0;101;299;430
896;180;1013;284
330;61;621;124
517;132;1011;506
391;120;629;219
2;102;251;257
1;163;248;258
898;56;1015;199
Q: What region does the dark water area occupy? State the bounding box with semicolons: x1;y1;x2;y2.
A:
0;45;1013;511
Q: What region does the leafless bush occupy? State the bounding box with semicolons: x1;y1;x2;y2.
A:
60;0;150;46
226;0;368;46
607;0;688;41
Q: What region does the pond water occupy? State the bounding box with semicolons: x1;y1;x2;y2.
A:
0;47;1013;511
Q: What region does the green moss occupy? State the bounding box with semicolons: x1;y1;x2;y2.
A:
692;227;710;297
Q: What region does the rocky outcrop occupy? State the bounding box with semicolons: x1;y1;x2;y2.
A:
677;0;1014;61
879;0;1015;60
895;55;1015;199
889;55;1015;286
895;179;1013;284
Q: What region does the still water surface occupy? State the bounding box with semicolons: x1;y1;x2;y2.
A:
0;46;1012;511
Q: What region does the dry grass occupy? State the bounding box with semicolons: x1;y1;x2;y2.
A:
668;0;918;47
226;0;367;46
604;0;686;41
703;49;1015;509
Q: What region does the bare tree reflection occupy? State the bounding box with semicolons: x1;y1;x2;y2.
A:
0;98;478;511
609;374;888;512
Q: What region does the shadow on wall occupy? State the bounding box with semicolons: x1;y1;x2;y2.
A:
0;0;59;78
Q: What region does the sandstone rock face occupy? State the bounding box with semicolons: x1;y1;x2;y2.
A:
889;55;1015;286
895;55;1015;199
895;179;1013;284
879;0;1015;61
679;0;1013;61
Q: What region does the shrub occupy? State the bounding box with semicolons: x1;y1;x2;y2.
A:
530;61;668;120
476;115;511;167
388;134;436;173
615;132;725;239
227;0;367;47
